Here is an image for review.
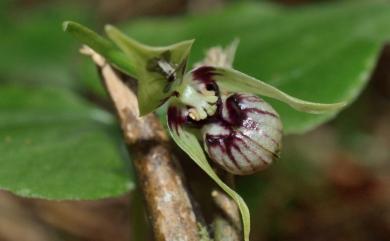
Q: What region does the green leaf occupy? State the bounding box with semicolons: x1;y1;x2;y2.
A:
167;108;250;241
105;25;194;116
0;2;92;88
121;0;390;134
0;86;134;199
63;21;137;77
210;67;346;113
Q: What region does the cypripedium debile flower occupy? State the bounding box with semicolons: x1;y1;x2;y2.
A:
64;21;346;241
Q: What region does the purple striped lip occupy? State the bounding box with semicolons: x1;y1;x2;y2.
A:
201;93;283;175
167;68;283;175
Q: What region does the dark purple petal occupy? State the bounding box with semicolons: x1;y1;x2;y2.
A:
167;106;187;135
191;66;220;85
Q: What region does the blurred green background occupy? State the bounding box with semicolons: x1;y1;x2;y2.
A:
0;0;389;241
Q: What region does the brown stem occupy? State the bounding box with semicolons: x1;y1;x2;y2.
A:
212;188;242;241
82;47;205;241
213;215;240;241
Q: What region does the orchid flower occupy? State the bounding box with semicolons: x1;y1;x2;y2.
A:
64;21;345;241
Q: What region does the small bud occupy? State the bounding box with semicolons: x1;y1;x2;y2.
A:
201;93;282;175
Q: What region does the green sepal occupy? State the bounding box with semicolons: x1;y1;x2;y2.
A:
212;67;347;114
105;25;194;116
62;21;137;77
167;110;250;241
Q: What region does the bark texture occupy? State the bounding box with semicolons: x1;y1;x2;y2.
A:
82;47;203;241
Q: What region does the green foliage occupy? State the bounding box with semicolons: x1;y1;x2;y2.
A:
0;3;92;88
0;86;134;199
0;2;134;200
121;0;390;134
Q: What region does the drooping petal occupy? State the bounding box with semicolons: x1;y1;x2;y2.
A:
105;25;195;116
187;66;346;114
167;105;251;241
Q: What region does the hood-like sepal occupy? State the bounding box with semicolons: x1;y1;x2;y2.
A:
105;25;194;116
167;105;251;241
64;21;194;116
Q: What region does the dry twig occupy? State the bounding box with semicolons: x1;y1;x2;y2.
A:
212;190;241;241
81;46;204;241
